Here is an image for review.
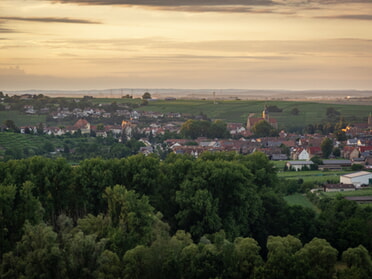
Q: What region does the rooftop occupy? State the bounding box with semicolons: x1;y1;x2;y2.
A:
342;171;372;178
287;161;314;165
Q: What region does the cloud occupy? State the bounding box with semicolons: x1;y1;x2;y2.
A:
41;0;372;15
0;16;101;24
0;27;17;33
48;0;276;6
316;14;372;21
45;0;285;14
149;5;295;14
315;0;372;3
46;0;372;6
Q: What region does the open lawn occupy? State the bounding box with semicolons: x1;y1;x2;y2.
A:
284;193;321;213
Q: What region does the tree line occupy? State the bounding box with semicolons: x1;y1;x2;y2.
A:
0;153;371;278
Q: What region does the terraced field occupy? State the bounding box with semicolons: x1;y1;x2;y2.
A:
0;132;63;157
0;111;46;127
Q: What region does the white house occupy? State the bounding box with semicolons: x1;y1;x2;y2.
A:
340;171;372;187
298;149;310;160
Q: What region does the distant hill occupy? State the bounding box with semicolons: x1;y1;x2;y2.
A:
3;88;372;102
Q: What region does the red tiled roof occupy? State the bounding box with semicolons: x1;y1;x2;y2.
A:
307;146;322;154
360;146;372;152
73;119;89;129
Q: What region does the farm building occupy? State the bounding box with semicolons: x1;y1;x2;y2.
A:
319;159;352;171
340;171;372;187
323;183;355;192
286;161;314;171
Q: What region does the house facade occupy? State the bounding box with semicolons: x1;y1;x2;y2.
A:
298;149;310;160
323;183;355;192
286;160;314;171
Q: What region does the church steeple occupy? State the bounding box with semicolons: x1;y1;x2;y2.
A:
368;112;372;129
262;105;269;121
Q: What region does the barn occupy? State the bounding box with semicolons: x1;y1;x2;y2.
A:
340;171;372;187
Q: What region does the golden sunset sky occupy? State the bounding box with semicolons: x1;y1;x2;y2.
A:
1;0;372;90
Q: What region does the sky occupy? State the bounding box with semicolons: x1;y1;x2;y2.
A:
1;0;372;91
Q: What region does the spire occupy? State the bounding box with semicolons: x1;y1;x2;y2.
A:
262;105;269;121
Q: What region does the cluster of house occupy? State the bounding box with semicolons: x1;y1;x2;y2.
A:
18;109;372;163
15;103;372;168
24;104;184;121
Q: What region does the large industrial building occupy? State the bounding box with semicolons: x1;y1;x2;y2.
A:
340;171;372;187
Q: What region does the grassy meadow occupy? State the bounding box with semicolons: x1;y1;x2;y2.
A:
284;193;321;213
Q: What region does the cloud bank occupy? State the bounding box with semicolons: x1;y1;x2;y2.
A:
0;16;101;24
49;0;276;6
316;14;372;21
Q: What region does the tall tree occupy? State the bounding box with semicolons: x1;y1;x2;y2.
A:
1;222;66;279
142;92;152;99
339;245;372;279
293;238;338;279
262;235;302;279
321;137;333;159
251;120;277;137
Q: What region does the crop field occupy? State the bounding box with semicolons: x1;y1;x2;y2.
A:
320;188;372;198
0;111;46;127
284;193;321;213
272;161;286;170
138;99;371;129
1;99;370;129
0;132;64;156
277;170;349;184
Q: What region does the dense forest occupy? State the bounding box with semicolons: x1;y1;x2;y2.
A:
0;152;371;278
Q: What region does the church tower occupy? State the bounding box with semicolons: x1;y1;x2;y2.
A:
262;105;269;121
368;112;372;129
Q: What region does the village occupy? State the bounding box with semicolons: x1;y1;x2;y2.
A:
2;94;372;190
10;97;372;168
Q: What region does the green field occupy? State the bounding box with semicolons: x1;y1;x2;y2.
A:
320;188;372;198
92;98;371;129
0;132;62;157
137;99;371;129
272;160;287;170
0;111;46;127
277;170;349;184
319;188;372;207
284;193;321;213
1;99;371;129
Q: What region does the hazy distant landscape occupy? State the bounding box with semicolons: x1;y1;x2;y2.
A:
4;88;372;104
